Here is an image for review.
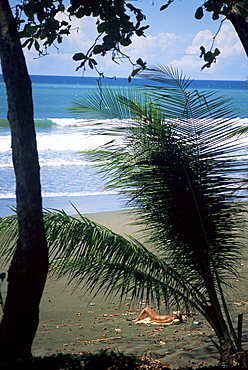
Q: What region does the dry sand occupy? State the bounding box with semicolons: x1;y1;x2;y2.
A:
3;210;248;368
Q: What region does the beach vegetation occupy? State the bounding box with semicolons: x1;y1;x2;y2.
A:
50;66;247;366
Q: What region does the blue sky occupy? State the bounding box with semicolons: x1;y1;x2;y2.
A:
10;0;248;80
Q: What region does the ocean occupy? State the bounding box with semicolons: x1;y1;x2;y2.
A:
0;75;247;217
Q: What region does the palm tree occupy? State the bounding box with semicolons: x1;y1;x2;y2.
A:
0;66;247;366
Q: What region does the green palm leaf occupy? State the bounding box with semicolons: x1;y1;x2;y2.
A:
65;66;247;297
65;65;247;354
43;209;208;309
0;66;247;362
68;84;142;120
0;214;18;265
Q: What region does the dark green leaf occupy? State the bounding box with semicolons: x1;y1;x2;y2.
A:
201;62;211;70
89;58;97;65
212;12;219;20
97;22;107;33
19;30;31;38
27;38;34;50
136;25;149;36
75;60;86;71
199;46;205;58
34;39;40;51
204;0;216;12
195;6;204;19
84;8;91;16
58;4;65;12
88;60;94;69
120;37;132;46
160;0;175;11
93;45;104;54
25;24;39;36
213;48;221;57
72;53;87;61
126;3;135;12
59;29;70;35
136;11;145;22
103;34;114;49
76;7;85;18
131;68;141;77
21;38;32;49
204;51;213;62
60;20;69;27
136;58;146;69
160;4;169;11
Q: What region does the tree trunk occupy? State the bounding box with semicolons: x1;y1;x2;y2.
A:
0;0;48;362
227;1;248;57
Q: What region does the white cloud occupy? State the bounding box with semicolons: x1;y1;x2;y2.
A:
186;29;213;55
170;21;247;78
184;21;244;60
129;32;183;59
86;31;186;77
63;16;98;51
214;21;244;58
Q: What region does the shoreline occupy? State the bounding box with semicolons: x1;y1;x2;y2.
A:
1;196;247;219
0;194;129;218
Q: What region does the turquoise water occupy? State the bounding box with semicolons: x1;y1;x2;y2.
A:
0;75;247;217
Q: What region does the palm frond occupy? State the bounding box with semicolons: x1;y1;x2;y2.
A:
0;214;18;266
43;209;210;311
68;84;142;120
232;125;248;137
77;66;247;315
140;65;192;91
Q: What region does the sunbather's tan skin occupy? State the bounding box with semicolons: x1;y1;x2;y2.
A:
133;307;181;323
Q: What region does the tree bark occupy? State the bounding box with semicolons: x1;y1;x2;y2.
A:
0;0;48;362
227;1;248;57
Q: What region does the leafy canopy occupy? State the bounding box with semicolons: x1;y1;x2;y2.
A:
15;0;148;77
13;0;248;74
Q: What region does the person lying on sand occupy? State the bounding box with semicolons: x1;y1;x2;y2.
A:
131;307;183;324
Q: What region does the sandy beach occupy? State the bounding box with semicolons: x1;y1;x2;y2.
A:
2;210;248;368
